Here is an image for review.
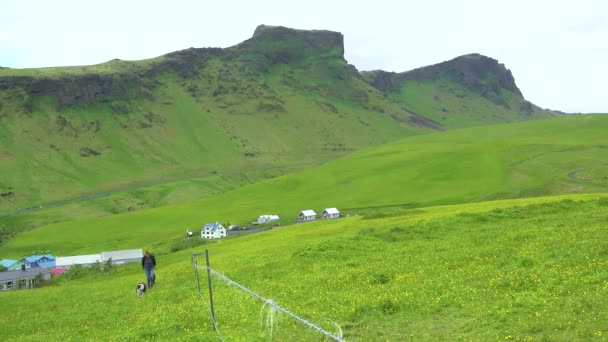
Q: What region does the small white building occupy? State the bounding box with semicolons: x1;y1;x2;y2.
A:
254;214;280;225
298;210;317;222
201;222;227;239
322;208;340;219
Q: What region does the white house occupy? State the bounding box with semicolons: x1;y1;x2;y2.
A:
201;222;227;239
254;214;280;225
298;210;317;222
322;208;340;219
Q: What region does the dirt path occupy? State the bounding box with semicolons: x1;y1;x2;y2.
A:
567;168;592;181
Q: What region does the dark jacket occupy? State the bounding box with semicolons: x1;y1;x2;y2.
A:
142;254;156;269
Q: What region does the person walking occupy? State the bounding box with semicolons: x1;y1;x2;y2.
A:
142;251;156;289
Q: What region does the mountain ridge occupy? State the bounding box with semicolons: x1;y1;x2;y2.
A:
1;25;544;111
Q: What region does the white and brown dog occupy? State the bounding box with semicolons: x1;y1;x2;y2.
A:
136;282;146;297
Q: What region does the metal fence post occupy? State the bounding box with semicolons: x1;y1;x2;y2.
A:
205;249;217;331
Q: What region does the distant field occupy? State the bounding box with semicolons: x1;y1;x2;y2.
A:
1;194;607;340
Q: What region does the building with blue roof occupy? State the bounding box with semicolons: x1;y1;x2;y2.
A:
0;259;20;271
21;254;55;268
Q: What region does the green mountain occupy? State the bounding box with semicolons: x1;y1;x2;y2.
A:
0;25;555;212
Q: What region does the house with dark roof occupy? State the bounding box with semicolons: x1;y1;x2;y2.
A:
0;268;52;291
0;259;20;271
201;222;226;239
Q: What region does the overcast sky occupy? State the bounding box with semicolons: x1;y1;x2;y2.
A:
1;0;606;113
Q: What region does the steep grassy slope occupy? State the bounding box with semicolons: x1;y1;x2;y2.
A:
0;26;555;214
361;53;556;128
1;194;607;340
2;114;607;256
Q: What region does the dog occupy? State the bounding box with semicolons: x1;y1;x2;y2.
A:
136;282;146;297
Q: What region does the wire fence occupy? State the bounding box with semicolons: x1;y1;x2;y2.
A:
191;251;345;341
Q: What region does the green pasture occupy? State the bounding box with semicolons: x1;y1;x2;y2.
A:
2;114;608;256
1;194;607;340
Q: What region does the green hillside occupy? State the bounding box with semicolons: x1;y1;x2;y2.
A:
361;53;556;128
0;26;554;214
2;114;607;256
1;194;607;340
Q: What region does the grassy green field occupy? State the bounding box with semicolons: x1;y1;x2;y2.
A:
0;114;607;340
2;114;607;256
1;194;607;340
0;26;603;340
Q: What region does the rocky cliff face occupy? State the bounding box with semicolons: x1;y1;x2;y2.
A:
0;73;144;107
0;48;227;109
0;25;348;109
226;25;346;74
362;53;523;98
250;25;345;59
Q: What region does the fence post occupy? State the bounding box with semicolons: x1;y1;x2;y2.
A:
191;254;201;294
205;249;217;331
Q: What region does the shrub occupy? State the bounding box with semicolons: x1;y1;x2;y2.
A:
378;298;400;315
170;236;208;253
370;272;393;285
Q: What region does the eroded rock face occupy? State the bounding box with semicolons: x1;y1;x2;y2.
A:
251;25;345;59
360;70;399;93
405;53;521;96
0;25;348;109
361;53;522;98
0;47;225;109
0;73;144;108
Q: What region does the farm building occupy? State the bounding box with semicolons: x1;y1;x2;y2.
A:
201;222;227;239
55;254;102;269
0;259;21;271
322;208;340;219
21;254;55;268
298;210;317;222
0;268;52;291
55;249;143;269
254;214;280;225
51;267;66;276
101;249;143;265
